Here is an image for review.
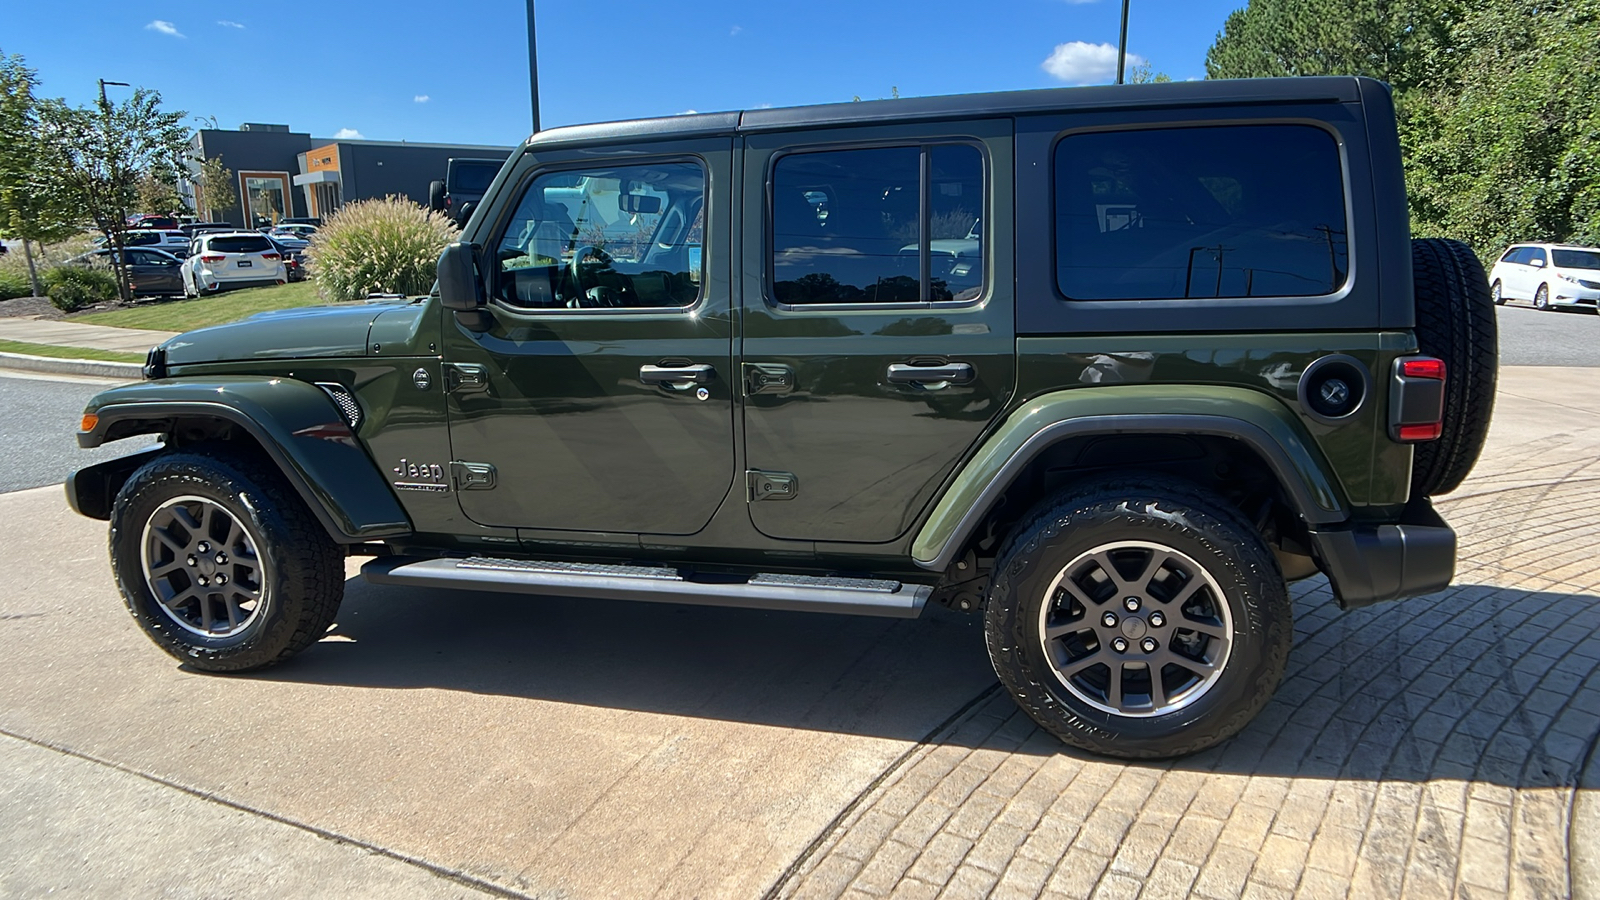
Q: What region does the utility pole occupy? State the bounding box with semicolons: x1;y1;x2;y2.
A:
526;1;541;134
97;78;129;112
1116;0;1131;85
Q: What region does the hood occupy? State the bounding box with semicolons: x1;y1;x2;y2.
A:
161;302;402;366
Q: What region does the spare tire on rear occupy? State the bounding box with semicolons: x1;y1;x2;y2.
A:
1410;238;1497;497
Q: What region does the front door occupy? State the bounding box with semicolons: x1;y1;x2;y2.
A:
443;139;735;536
740;121;1016;544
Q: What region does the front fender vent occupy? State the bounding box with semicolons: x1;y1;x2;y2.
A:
315;382;363;431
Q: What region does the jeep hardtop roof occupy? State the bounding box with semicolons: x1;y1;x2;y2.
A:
524;76;1375;149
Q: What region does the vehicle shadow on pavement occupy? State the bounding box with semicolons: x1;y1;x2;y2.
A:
246;576;1014;748
249;573;1600;785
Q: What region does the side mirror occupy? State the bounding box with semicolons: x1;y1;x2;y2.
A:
437;242;484;311
1531;258;1546;268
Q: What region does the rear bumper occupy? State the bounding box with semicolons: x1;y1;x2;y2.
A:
1308;498;1456;609
202;277;283;292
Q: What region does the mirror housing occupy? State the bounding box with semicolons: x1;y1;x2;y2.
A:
1531;257;1546;268
437;242;484;311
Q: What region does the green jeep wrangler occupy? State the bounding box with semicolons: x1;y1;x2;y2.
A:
68;77;1495;759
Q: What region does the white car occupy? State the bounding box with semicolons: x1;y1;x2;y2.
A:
182;231;287;297
96;229;191;257
272;224;318;240
1489;243;1600;312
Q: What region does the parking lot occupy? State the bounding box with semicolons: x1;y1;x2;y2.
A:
1;314;1599;898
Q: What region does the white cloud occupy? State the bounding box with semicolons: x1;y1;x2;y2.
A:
1041;41;1143;85
217;20;244;28
730;25;742;36
332;127;364;140
679;109;699;115
413;94;430;104
145;20;185;38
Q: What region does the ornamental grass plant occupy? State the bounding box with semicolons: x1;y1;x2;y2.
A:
305;196;459;301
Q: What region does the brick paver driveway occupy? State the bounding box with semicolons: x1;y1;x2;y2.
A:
774;368;1600;900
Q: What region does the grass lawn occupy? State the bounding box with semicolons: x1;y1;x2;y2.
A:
72;281;334;332
0;338;144;363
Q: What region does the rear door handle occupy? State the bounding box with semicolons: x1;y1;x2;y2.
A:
640;364;716;386
886;362;975;385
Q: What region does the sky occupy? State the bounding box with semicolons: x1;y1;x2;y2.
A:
4;0;1247;148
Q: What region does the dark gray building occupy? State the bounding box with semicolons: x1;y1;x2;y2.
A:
186;124;513;228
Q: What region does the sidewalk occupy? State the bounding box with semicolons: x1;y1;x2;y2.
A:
0;317;175;379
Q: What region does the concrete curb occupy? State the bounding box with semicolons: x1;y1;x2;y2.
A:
0;350;142;380
1574;734;1600;899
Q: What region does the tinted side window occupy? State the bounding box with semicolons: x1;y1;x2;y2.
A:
1502;247;1526;264
1054;124;1348;301
1528;247;1547;266
771;144;985;305
493;161;704;310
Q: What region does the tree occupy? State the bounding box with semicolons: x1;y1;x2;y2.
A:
136;169;185;216
1205;0;1600;260
191;153;235;221
35;88;190;302
1126;62;1173;85
0;50;82;296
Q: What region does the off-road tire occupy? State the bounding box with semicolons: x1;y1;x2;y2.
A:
984;478;1292;759
1410;238;1497;497
109;450;343;672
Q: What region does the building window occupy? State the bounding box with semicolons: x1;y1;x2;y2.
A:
240;172;292;228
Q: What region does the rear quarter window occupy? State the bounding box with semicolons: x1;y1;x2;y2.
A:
1054;124;1348;301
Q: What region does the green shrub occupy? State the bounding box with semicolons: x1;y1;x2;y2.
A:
0;267;31;301
44;262;119;312
306;196;459;301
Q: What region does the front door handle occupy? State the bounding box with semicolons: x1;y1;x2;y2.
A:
887;362;975;386
640;364;716;386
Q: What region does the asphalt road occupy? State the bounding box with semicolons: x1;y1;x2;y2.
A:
1496;302;1600;366
0;371;146;495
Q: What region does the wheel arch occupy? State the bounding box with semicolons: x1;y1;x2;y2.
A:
912;385;1349;573
72;377;412;543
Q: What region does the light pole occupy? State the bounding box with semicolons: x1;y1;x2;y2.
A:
1115;0;1131;85
526;1;541;134
97;79;129;112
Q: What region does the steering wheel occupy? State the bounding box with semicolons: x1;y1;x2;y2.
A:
567;245;621;307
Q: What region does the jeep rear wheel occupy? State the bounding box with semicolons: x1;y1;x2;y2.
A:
110;451;343;672
1410;238;1497;497
985;479;1291;759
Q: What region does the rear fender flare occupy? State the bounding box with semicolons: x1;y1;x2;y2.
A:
75;376;411;543
912;385;1349;571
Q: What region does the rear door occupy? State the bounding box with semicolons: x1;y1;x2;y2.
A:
442;137;736;536
739;120;1016;544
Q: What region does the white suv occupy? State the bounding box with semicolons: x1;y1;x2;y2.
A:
1489;243;1600;312
182;232;287;297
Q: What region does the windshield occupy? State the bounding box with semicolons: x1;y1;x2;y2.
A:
1552;249;1600;270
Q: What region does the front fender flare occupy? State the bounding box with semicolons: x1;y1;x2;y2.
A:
911;385;1349;571
75;376;411;543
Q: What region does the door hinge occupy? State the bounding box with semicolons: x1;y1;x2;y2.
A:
748;470;798;501
452;461;497;491
445;363;489;393
744;363;795;395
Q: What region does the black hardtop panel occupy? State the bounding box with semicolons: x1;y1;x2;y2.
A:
523;78;1372;150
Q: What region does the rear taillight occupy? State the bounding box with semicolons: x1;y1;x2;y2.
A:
261;252;280;260
200;254;224;263
1390;356;1446;442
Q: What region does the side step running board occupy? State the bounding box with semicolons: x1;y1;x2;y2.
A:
362;556;930;619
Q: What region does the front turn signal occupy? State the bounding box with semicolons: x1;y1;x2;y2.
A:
80;413;98;433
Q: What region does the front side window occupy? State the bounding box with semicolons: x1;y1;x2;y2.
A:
771;144;984;305
1528;247;1548;266
1055;124;1349;301
493;161;704;310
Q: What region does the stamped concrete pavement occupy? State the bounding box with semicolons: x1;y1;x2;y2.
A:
1;366;1598;899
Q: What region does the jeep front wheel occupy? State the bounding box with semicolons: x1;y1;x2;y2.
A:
110;451;344;672
985;480;1292;759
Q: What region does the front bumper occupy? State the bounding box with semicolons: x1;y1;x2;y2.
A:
1551;285;1600;308
1307;498;1456;609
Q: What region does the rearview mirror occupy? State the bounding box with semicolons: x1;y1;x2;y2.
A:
618;193;661;215
437;242;483;311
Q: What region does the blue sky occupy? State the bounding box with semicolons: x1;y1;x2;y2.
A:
5;0;1245;147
